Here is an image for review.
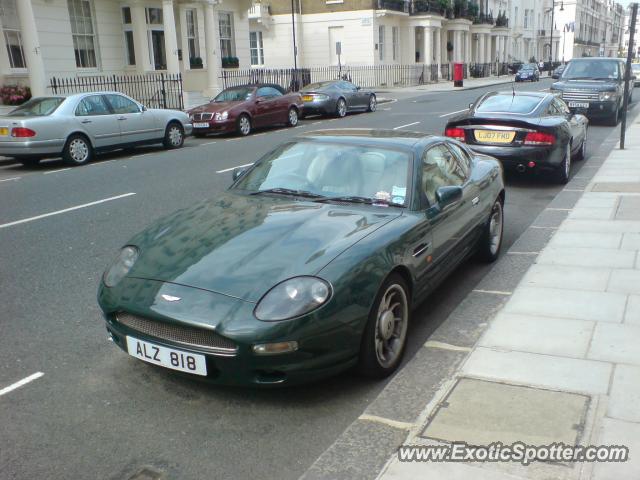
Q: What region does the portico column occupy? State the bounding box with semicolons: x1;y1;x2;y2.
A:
130;2;151;72
162;0;180;73
466;32;471;66
204;0;222;95
435;27;442;78
454;31;462;62
485;34;492;65
16;0;46;96
423;26;433;65
479;34;486;63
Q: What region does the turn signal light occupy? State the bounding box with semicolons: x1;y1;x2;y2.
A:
11;127;36;138
445;127;466;142
523;132;555;146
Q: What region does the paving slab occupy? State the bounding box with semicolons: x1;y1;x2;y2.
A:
574;197;619;209
461;348;612;394
592;418;640;480
615;197;640;221
520;265;611;292
567;207;614;220
547;232;622;250
625;295;640;325
561;219;640;234
504;286;626;323
607;269;640;294
607;364;640;423
620;233;640;250
381;458;530;480
478;313;593;358
536;247;635;269
587;323;640;366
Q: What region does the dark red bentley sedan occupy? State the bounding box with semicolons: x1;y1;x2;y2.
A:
188;84;304;137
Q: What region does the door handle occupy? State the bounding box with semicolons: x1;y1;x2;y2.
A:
117;116;127;121
413;242;431;257
81;119;92;124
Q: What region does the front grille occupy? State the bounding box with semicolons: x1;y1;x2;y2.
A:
116;312;238;356
562;90;600;102
192;112;213;121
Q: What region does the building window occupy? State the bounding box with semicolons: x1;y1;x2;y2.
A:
392;26;399;61
146;7;166;70
0;0;26;69
122;7;135;66
185;9;200;61
67;0;98;68
146;7;163;25
378;25;385;62
250;31;264;66
219;12;235;58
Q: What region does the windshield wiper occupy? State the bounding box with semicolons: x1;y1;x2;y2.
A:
315;195;405;208
250;187;325;199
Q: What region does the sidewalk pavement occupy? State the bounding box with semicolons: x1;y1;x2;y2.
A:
377;74;522;96
377;117;640;480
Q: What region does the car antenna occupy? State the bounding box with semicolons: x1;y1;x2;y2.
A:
512;79;516;97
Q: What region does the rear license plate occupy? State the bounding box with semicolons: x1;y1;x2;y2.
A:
126;336;207;376
193;122;210;128
302;95;314;102
568;102;589;109
0;127;8;136
474;130;516;144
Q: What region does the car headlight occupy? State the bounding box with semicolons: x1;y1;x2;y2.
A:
254;276;332;321
103;246;139;288
599;91;617;101
214;111;229;121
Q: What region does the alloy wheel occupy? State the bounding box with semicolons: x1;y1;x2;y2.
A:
168;125;182;146
369;96;377;112
565;143;571;179
374;284;408;369
337;99;347;117
239;116;251;135
288;108;298;126
489;202;503;256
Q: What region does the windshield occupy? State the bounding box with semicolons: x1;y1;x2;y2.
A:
561;60;620;80
632;64;640;71
7;97;65;117
233;141;411;205
213;87;254;102
476;94;542;114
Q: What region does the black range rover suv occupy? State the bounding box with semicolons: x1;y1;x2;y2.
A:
550;57;634;126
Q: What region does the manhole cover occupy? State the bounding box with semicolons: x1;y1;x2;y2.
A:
422;378;589;445
615;197;640;220
592;182;640;193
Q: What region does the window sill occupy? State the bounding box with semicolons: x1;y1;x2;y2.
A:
3;70;29;77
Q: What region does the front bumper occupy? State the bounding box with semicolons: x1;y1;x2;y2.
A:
565;100;617;119
98;278;360;386
468;144;561;170
0;138;65;158
191;119;236;134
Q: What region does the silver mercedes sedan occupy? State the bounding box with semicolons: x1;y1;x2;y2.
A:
0;92;193;166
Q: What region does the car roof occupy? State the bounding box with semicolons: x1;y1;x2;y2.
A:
569;57;623;62
299;129;436;148
493;91;548;98
227;83;285;92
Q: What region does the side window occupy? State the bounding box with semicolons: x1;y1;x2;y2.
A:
75;95;111;116
421;144;466;206
446;143;471;178
339;81;357;92
554;98;570;115
105;94;140;114
546;101;560;116
257;87;281;98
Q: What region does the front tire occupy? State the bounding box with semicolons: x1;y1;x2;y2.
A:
357;274;410;379
163;122;184;149
606;104;619;126
476;198;504;263
367;94;377;112
237;114;251;136
335;98;347;118
287;107;299;127
62;134;92;166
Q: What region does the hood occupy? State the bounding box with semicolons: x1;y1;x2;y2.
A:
552;79;618;91
126;192;400;302
188;101;242;114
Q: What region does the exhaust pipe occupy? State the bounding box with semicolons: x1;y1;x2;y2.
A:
516;164;526;173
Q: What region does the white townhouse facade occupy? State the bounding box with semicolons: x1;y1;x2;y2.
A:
0;0;254;103
623;6;639;58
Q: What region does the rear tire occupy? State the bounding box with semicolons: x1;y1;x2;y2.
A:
367;94;377;112
62;134;92;166
357;273;410;379
335;98;347;118
555;142;572;184
575;127;588;161
476;198;504;263
163;122;184;149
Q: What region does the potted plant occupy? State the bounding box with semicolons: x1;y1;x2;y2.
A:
221;56;240;68
0;85;31;105
190;56;203;69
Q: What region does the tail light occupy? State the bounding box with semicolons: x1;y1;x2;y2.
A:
445;127;465;142
523;131;555;146
11;127;36;138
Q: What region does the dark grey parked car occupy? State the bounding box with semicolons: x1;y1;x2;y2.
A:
300;80;377;118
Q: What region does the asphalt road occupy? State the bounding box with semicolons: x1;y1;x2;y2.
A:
0;78;636;480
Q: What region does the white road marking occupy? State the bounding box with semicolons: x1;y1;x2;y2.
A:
507;251;540;255
530;225;558;230
393;121;420;130
0;163;21;169
358;414;413;431
0;177;20;183
311;121;322;125
424;340;472;352
200;141;217;145
43;167;71;175
0;193;136;229
439;109;469;118
216;162;254;174
472;289;513;295
0;372;44;397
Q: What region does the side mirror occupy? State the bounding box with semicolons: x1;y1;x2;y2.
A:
140;105;147;112
468;102;474;109
232;166;248;181
356;86;361;90
436;186;463;208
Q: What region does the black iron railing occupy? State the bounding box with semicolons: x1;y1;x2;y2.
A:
411;0;445;15
470;62;491;77
48;73;184;110
377;0;410;13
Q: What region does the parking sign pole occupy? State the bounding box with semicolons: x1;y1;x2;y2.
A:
621;2;638;150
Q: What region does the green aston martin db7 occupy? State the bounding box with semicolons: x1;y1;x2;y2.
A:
98;129;505;386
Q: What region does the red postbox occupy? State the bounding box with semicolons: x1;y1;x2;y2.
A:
453;63;464;87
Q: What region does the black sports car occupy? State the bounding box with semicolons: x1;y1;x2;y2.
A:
445;91;588;184
515;64;540;82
